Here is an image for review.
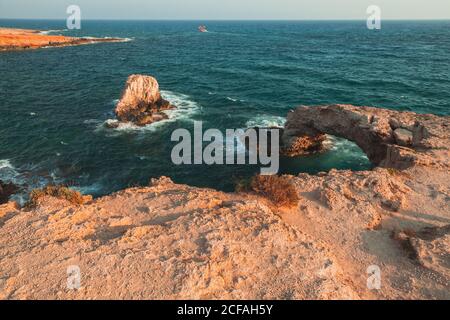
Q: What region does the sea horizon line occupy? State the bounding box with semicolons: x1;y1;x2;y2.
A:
1;18;450;22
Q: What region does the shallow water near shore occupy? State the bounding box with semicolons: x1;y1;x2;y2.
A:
0;20;449;196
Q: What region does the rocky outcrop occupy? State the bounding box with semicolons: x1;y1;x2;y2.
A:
283;104;449;169
115;75;175;126
281;134;327;157
0;181;18;205
244;127;327;157
0;27;126;52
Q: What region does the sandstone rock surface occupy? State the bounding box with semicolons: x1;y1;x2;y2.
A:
394;225;450;277
0;178;357;300
393;128;413;147
115;75;175;126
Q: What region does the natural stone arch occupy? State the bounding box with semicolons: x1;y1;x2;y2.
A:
282;104;449;170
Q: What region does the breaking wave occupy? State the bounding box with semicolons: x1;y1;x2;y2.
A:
0;159;27;204
0;159;19;182
81;36;134;43
245;115;286;128
40;29;68;35
326;136;370;160
161;90;201;122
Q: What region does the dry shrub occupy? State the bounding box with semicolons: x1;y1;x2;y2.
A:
233;176;253;193
26;185;87;208
386;168;411;179
387;168;400;176
250;175;299;207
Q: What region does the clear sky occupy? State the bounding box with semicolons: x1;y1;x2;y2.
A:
1;0;449;20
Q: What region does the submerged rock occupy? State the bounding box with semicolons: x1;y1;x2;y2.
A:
104;119;120;129
0;180;18;204
115;75;175;126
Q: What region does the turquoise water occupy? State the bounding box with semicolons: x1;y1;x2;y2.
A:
0;20;449;196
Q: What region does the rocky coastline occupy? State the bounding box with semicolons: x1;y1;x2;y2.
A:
0;104;448;300
0;27;126;52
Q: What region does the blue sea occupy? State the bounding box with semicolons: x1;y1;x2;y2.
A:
1;20;449;197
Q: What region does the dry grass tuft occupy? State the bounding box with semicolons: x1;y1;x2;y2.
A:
386;168;411;179
387;168;400;176
233;176;253;193
26;185;87;209
249;175;300;207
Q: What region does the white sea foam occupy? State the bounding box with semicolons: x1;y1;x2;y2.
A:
84;119;102;125
327;136;370;160
82;36;134;43
0;159;13;170
226;96;247;103
220;132;249;156
245;115;286;128
235;135;248;155
120;37;134;42
0;159;24;204
102;120;161;133
0;159;24;190
161;90;201;121
40;29;68;35
73;182;103;195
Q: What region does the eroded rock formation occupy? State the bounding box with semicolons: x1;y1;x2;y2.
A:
283;104;449;169
281;134;327;157
115;75;175;126
244;127;327;157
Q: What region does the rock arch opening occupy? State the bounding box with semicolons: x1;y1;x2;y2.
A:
281;104;442;170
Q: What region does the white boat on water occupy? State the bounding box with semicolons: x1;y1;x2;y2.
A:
198;25;208;33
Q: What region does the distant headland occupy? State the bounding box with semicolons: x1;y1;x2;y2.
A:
0;27;128;51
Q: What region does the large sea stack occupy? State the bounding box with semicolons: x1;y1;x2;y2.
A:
115;75;175;126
